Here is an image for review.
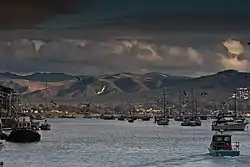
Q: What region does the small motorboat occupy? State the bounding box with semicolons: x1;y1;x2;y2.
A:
157;118;169;125
174;116;183;121
181;116;202;126
117;116;125;121
141;116;151;121
208;129;240;156
40;120;51;130
127;118;134;123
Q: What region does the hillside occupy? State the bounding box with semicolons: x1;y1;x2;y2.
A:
0;70;249;103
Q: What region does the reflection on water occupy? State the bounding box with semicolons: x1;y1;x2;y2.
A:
1;118;250;167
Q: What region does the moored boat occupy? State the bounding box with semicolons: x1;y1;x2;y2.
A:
117;115;125;121
40;120;51;130
141;116;151;121
157;117;169;125
181;116;201;126
212;112;248;131
208;130;240;156
127;118;134;123
6;115;41;143
174;116;183;121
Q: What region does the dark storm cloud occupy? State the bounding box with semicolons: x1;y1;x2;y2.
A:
1;1;250;76
0;37;249;76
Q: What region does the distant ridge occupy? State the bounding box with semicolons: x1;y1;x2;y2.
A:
0;70;249;103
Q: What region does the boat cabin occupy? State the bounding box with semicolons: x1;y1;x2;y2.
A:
16;116;32;130
210;133;239;151
0;119;2;132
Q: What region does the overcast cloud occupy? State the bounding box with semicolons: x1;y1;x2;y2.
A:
1;0;250;76
0;36;249;76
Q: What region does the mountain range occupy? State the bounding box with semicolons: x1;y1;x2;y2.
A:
0;70;249;104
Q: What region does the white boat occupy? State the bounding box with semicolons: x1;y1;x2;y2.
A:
212;113;248;131
208;130;240;156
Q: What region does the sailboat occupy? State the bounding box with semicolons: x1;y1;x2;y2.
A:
174;91;184;121
127;100;135;123
41;80;51;129
157;88;169;126
117;103;125;121
181;89;202;126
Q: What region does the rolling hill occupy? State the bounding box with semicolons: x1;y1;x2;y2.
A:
0;70;249;103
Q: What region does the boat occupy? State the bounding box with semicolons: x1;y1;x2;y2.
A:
117;115;125;121
200;115;208;120
58;114;76;118
174;91;184;122
181;116;202;126
100;114;115;120
212;88;249;131
6;115;41;143
82;115;92;119
180;89;202;127
157;88;169;126
212;112;248;131
0;120;8;140
208;130;240;156
157;117;169;125
174;116;183;121
141;116;151;121
127;118;134;123
40;120;51;130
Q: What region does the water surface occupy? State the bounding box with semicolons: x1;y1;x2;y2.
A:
1;118;250;167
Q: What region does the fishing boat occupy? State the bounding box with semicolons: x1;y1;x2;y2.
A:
208;130;240;156
7;115;41;143
40;120;51;130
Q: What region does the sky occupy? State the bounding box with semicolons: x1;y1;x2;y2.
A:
0;0;250;76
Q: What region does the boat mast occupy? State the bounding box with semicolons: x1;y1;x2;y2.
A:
163;88;167;118
45;80;48;110
191;88;195;116
179;90;182;116
234;88;238;116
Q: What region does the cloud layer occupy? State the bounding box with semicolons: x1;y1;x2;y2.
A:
0;37;249;76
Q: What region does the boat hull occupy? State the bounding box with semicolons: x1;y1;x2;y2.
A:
212;123;248;131
208;148;240;156
181;121;201;126
7;129;41;143
40;124;51;130
157;119;169;125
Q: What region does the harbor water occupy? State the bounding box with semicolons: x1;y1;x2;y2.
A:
1;118;250;167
